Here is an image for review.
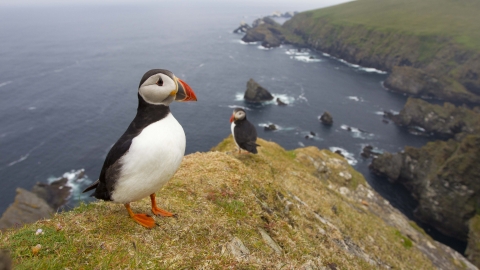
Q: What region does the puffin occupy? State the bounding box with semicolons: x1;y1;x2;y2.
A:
230;108;259;154
83;69;197;228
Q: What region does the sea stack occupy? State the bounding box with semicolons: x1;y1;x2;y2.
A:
244;79;274;103
319;111;333;126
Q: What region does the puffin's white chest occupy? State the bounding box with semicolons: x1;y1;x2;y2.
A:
231;122;239;147
111;113;186;203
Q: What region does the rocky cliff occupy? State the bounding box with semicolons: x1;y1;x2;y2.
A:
386;97;480;139
0;137;475;269
370;135;480;242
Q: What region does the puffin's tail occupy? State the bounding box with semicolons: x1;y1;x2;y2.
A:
244;142;259;154
82;179;99;193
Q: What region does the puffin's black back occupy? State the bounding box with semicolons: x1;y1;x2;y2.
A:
234;118;258;154
84;96;171;200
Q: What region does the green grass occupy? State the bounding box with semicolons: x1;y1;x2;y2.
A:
301;0;480;51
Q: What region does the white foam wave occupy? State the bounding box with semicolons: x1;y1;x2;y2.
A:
226;105;251;111
258;45;273;50
258;122;295;131
235;92;295;105
291;55;322;63
0;81;12;88
302;131;322;141
347;96;363;102
321;53;387;74
374;111;384;115
339;59;360;68
340;124;374;139
8;154;29;166
285;50;309;56
359;67;387;74
48;169;92;201
329;146;357;166
238;40;258;45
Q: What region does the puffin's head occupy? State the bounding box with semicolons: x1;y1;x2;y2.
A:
230;108;246;123
138;69;197;106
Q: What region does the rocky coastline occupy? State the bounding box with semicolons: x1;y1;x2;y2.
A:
0;170;84;231
370;99;480;265
235;6;480;105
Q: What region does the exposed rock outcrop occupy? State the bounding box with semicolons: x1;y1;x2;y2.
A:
263;124;277;131
0;188;54;230
0;170;83;231
276;98;287;106
386;97;480;139
360;145;381;159
319;111;333;126
370;135;480;242
233;22;251;34
244;79;274;103
241;17;285;48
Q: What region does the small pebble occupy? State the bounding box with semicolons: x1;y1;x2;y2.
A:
32;244;41;255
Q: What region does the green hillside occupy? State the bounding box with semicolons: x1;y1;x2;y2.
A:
281;0;480;103
309;0;480;50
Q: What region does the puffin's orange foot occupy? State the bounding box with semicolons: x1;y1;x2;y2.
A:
152;206;176;217
150;193;177;217
131;213;156;228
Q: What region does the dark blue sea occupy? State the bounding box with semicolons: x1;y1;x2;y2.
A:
0;2;464;251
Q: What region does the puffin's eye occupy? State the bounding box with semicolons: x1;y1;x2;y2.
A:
156;77;163;86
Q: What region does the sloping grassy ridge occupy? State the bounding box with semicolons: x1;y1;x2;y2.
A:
282;0;480;103
1;137;463;269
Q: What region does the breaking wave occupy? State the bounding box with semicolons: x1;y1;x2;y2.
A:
329;146;357;166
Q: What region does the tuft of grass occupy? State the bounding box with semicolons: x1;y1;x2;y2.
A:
395;230;413;249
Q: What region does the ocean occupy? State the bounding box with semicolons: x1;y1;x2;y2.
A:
0;2;462;250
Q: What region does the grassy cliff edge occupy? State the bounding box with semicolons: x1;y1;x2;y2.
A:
0;137;474;269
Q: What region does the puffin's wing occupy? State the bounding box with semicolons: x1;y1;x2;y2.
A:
82;123;140;200
234;120;258;153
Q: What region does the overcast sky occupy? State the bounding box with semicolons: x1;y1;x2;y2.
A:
0;0;352;10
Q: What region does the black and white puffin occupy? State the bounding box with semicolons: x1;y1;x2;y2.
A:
83;69;197;228
230;108;259;154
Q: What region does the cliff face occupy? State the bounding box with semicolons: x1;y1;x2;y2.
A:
0;137;474;269
279;0;480;104
387;97;480;139
371;135;480;242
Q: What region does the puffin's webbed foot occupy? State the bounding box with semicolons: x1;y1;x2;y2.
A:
150;193;177;217
124;203;155;228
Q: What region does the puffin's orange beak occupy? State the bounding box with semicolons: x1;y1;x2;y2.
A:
175;78;197;102
230;114;235;123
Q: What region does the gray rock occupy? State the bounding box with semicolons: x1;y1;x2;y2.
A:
244;79;274;103
258;228;282;255
386;97;480;139
233;22;251;34
370;135;480;242
226;237;250;260
276;98;287;106
319;112;333;126
0;188;54;230
264;124;277;131
32;176;73;210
